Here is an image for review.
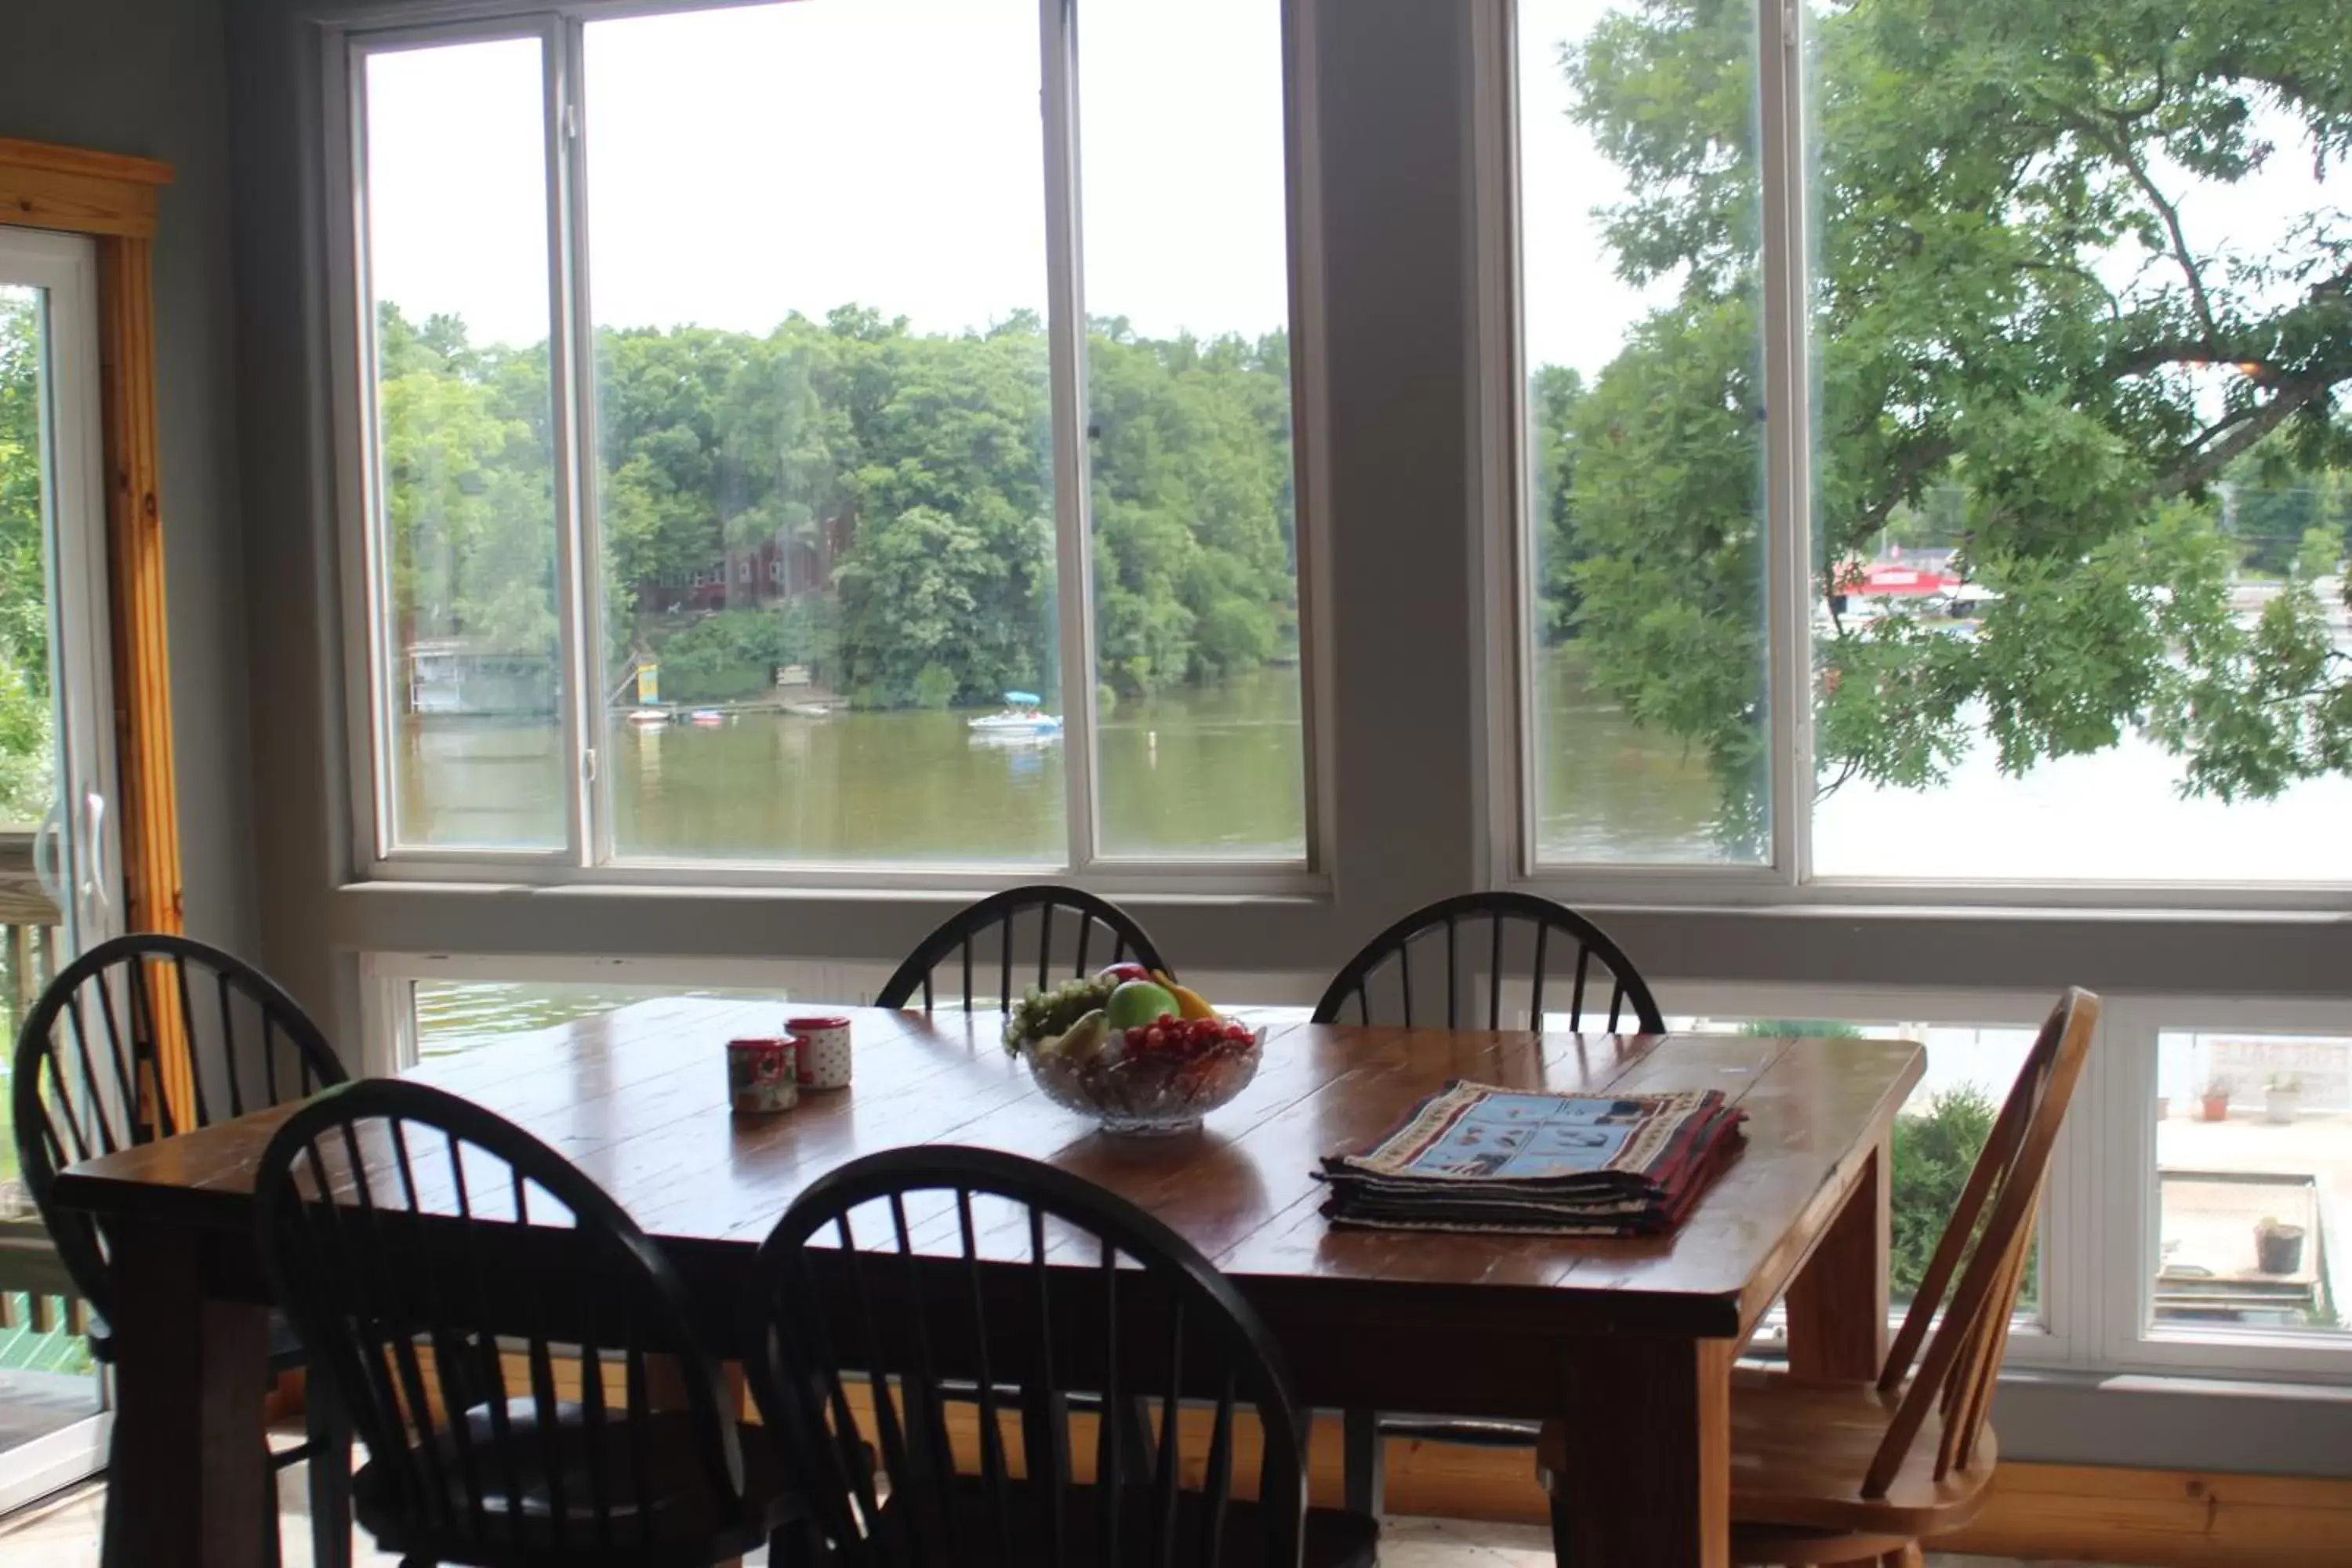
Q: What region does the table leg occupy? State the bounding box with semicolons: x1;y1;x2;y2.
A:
101;1218;270;1568
1786;1133;1891;1381
1547;1336;1732;1567
645;1355;749;1568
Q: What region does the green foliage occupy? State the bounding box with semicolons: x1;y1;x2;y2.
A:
374;304;558;660
1888;1082;2038;1308
0;653;49;826
1542;0;2352;822
0;292;53;825
654;606;838;704
1090;325;1296;693
391;305;1295;713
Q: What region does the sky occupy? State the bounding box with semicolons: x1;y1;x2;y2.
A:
363;0;2343;379
365;0;1290;354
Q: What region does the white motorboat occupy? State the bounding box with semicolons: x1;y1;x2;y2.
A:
968;690;1062;737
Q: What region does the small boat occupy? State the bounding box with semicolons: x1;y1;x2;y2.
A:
626;708;669;729
783;702;833;719
969;690;1062;737
688;708;726;728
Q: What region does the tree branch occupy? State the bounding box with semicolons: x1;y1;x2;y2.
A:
2042;94;2223;354
2154;377;2336;499
2103;125;2223;352
1836;432;1959;550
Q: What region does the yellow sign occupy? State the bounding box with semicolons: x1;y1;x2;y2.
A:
637;662;659;704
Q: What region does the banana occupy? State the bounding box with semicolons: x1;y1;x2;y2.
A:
1167;982;1218;1022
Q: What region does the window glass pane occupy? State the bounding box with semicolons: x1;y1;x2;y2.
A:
583;1;1062;862
414;978;778;1059
1519;0;1771;866
0;285;55;833
363;39;567;851
1806;5;2352;881
1692;1018;2042;1318
1079;0;1307;859
2157;1031;2347;1334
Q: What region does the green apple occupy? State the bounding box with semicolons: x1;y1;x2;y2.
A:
1104;979;1177;1032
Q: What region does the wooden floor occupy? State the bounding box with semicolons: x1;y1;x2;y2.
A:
0;1464;2110;1568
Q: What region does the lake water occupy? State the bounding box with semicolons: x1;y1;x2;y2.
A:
395;648;2352;881
395;664;1308;860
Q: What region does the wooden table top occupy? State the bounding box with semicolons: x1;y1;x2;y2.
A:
52;1000;1922;1341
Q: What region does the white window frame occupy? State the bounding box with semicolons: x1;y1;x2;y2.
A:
1476;0;2352;916
2094;995;2352;1383
325;0;1330;897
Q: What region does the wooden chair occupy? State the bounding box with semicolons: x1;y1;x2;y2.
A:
1538;986;2101;1566
253;1080;802;1568
1315;892;1663;1510
1310;891;1663;1034
13;931;354;1568
876;885;1174;1011
746;1145;1380;1568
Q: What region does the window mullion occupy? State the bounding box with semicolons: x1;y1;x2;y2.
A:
1757;0;1813;888
1040;0;1098;874
539;16;594;871
556;15;614;869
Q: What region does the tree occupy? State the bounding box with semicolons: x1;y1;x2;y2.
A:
1548;0;2352;843
835;504;1048;706
0;292;53;823
374;304;557;660
380;302;1296;714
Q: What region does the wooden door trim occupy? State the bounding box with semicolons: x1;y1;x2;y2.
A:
0;140;170;241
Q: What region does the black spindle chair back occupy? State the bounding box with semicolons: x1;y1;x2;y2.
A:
13;931;347;1334
254;1080;758;1564
749;1145;1316;1568
1311;892;1664;1034
876;886;1174;1013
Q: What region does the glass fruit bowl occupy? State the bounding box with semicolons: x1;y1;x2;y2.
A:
1019;1025;1264;1135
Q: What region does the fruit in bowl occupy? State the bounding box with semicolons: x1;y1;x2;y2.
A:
1007;967;1263;1134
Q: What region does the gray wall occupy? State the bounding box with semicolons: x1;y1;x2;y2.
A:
2;0;258;956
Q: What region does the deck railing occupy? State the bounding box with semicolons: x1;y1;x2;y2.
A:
0;829;93;1363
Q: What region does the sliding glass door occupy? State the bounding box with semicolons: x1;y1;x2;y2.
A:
0;223;119;1509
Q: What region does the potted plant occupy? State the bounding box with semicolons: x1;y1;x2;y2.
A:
2266;1073;2303;1124
2256;1215;2306;1275
2199;1076;2232;1122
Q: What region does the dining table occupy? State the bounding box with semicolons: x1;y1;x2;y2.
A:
51;999;1922;1568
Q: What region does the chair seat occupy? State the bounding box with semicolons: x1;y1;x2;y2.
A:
885;1474;1378;1568
1726;1367;1997;1539
354;1403;798;1568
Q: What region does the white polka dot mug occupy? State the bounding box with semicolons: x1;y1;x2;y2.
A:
788;1014;853;1089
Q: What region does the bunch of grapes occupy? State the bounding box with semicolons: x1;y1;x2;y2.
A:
1005;975;1118;1051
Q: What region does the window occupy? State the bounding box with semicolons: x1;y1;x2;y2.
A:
412;978;777;1058
361;37;568;852
1516;0;1770;866
347;0;1308;876
1078;0;1308;858
1512;0;2352;887
2155;1029;2350;1338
